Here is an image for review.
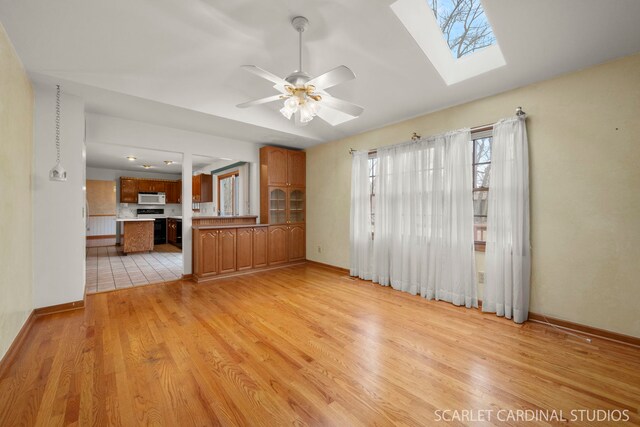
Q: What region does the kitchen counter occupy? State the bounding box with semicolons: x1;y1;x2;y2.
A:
191;215;258;219
167;216;182;220
120;220;154;254
192;224;268;230
116;218;155;222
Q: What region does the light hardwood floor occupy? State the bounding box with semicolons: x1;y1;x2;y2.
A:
1;264;639;426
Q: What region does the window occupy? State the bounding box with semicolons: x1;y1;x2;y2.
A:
368;155;378;236
427;0;497;59
472;129;492;251
217;171;239;216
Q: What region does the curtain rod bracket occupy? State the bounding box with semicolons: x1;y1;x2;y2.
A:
411;132;421;141
516;106;526;117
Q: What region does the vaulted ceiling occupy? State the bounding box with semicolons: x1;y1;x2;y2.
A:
1;0;640;148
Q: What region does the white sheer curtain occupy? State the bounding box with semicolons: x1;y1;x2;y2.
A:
349;151;373;279
367;129;477;308
483;117;531;323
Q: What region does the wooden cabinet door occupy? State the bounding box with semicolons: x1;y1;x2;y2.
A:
192;175;201;202
287;151;306;187
138;180;153;193
288;188;305;224
268;187;287;224
120;178;138;203
153;181;166;193
218;229;237;274
166;182;176;204
265;147;288;186
288;224;306;261
199;231;219;276
236;228;253;271
200;174;213;203
177;180;182;203
268;225;288;265
252;227;268;268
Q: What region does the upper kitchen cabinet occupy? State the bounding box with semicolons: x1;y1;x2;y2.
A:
120;178;138;203
166;180;181;204
192;174;213;203
260;146;306;188
287;151;306;187
138;180;166;193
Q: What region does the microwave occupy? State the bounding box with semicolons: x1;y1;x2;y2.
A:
138;192;166;205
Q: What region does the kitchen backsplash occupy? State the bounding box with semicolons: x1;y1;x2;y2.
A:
117;203;182;218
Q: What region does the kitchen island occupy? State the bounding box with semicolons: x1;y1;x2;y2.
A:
116;218;155;254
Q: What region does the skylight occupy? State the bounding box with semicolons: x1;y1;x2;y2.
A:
426;0;496;58
391;0;505;85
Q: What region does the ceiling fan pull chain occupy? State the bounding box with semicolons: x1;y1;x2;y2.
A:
299;29;303;72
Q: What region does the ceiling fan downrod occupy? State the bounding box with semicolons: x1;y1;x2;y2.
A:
291;16;309;73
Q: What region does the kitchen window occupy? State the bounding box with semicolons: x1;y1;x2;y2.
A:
218;171;239;216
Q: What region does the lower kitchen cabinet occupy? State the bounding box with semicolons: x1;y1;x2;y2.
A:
199;231;219;276
268;224;305;265
288;224;306;261
236;228;253;271
193;225;271;281
268;225;289;266
252;227;268;268
218;229;237;274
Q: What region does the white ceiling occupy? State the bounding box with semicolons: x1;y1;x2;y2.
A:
2;0;640;148
86;142;225;174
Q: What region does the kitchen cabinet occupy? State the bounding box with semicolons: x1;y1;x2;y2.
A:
252;227;268;268
166;181;181;204
236;228;253;271
167;218;178;245
120;178;138;203
268;224;305;265
192;225;269;282
260;146;307;265
138;180;166;193
192;174;213;203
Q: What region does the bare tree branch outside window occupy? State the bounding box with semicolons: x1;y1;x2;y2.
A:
428;0;496;58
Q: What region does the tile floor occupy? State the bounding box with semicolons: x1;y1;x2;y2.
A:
86;244;183;294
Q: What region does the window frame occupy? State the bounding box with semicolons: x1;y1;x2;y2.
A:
217;170;239;216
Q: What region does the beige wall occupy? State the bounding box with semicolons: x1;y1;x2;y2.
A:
306;53;640;338
0;24;33;359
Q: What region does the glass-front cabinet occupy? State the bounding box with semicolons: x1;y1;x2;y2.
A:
267;187;305;224
288;189;305;223
269;187;287;224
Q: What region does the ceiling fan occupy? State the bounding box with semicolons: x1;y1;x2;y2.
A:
237;16;363;126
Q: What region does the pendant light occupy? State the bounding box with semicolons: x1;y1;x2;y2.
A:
49;84;67;182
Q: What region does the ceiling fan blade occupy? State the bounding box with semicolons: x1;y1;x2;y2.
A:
241;65;289;88
316;106;358;126
320;94;364;117
307;65;356;90
236;94;283;109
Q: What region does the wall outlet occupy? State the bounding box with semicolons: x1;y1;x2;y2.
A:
317;245;322;254
478;271;485;284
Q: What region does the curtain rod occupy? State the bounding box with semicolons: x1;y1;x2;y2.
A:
349;107;526;155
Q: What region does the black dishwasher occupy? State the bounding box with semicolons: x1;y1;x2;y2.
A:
154;218;167;245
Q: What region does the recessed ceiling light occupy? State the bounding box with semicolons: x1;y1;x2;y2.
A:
126;156;136;161
142;165;153;169
164;160;174;165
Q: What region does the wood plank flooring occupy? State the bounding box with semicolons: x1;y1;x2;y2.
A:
1;264;639;426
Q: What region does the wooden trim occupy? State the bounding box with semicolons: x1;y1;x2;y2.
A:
88;214;117;217
0;311;36;378
305;260;350;275
474;242;486;252
34;300;85;316
193;262;306;283
528;312;640;348
86;234;116;240
182;274;193;280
